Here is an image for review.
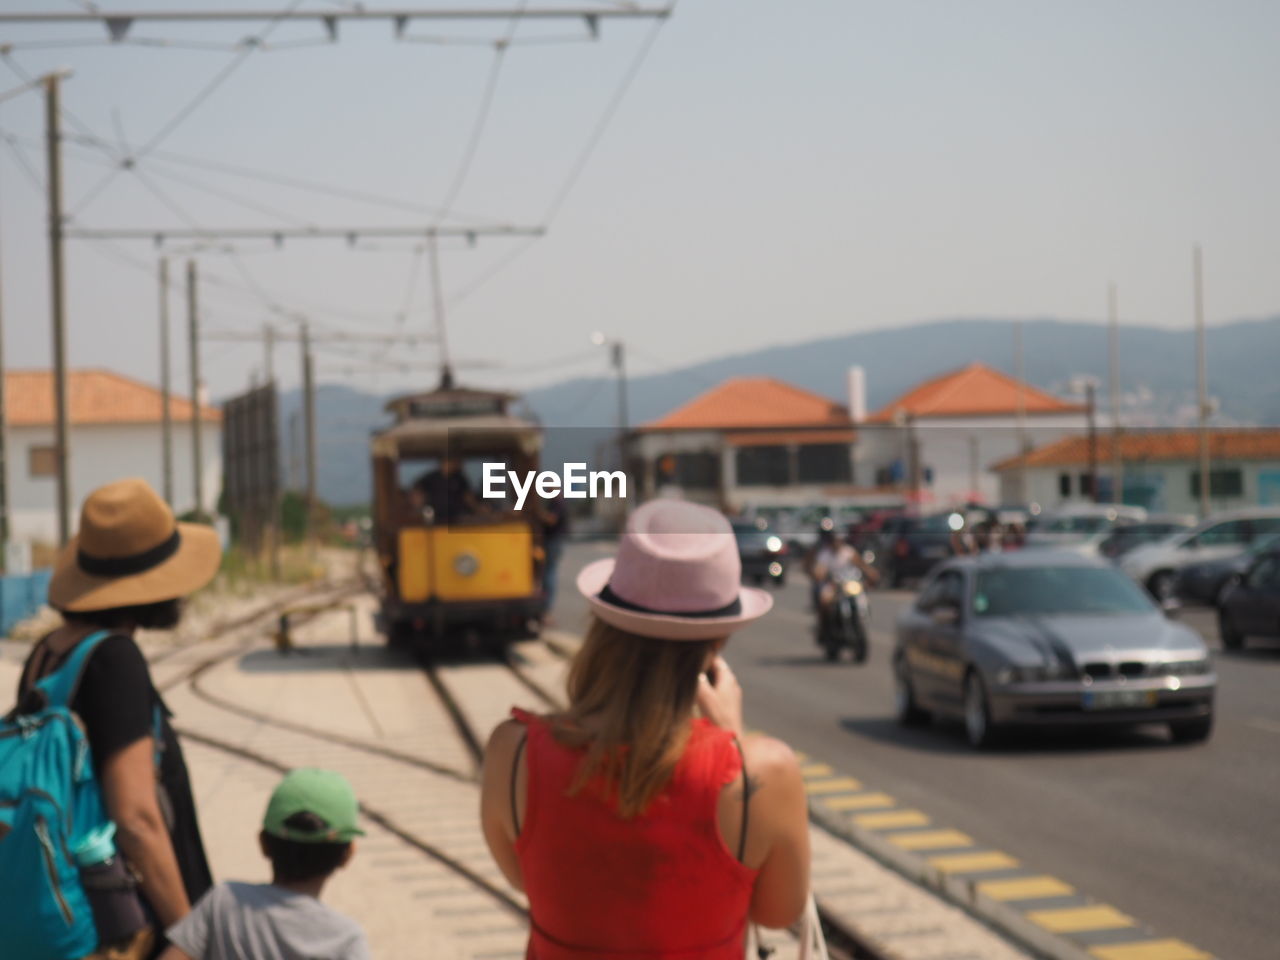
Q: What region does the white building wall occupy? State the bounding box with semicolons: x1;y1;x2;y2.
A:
861;413;1087;506
1010;458;1280;515
7;422;223;544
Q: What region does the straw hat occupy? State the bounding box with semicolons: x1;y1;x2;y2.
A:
48;477;222;612
576;499;773;641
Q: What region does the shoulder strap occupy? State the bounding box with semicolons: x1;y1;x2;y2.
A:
35;630;113;710
510;731;528;836
732;736;750;864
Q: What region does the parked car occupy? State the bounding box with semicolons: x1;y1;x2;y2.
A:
1120;508;1280;601
1216;548;1280;650
1098;516;1197;560
1175;532;1280;607
893;552;1216;748
731;518;788;587
879;513;957;588
1022;503;1147;554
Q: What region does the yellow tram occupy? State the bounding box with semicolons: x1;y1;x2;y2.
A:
370;376;544;650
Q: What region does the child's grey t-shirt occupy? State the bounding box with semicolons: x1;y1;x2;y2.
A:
167;881;372;960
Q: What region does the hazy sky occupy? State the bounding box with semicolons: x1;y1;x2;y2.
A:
1;0;1277;402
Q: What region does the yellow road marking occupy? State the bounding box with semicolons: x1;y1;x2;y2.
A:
1028;905;1135;933
801;763;834;779
1088;940;1213;960
822;792;896;811
855;809;931;830
978;875;1076;901
929;851;1021;873
805;777;863;795
888;829;973;850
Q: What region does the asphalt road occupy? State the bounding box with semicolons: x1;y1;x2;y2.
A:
552;540;1280;960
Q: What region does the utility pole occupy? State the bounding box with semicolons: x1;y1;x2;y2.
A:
1194;245;1210;518
968;435;980;501
301;322;317;555
46;72;72;545
263;323;275;384
159;258;174;505
187;259;203;519
1108;283;1123;504
0;164;9;552
1086;381;1098;502
1014;319;1028;504
611;340;628;472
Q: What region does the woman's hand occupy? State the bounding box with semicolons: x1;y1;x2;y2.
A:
697;655;744;737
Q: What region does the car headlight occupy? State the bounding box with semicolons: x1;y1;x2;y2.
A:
842;579;863;596
765;536;783;553
1162;658;1211;676
453;552;479;577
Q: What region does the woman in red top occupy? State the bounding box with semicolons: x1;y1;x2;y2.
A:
481;500;810;958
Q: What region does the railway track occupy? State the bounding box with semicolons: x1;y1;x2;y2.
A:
158;578;876;959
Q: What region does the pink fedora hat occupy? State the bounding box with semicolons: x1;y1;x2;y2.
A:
576;499;773;641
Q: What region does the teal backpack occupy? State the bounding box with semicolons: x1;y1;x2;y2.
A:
0;630;121;960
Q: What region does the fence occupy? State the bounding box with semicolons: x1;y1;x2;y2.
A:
1;570;53;636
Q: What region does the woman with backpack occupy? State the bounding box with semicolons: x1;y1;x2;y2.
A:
479;498;811;959
14;478;222;958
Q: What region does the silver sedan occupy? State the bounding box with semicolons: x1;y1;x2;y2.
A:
892;552;1216;748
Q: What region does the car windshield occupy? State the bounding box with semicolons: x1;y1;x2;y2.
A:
1038;516;1111;534
973;566;1155;617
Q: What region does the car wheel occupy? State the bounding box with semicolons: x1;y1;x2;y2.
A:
893;658;929;726
963;671;999;749
1169;716;1213;744
1147;570;1176;602
1213;576;1240;608
1217;608;1245;651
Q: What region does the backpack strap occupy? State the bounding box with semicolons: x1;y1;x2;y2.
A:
34;630;114;710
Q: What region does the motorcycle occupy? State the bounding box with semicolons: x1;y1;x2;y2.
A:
816;562;870;663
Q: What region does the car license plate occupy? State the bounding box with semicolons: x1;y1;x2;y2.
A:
1082;689;1157;711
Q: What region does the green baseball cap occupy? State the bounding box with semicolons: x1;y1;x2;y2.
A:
263;768;364;843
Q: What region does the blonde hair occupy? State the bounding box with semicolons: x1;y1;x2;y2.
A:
551;617;715;819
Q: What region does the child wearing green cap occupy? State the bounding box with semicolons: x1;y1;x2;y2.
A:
159;768;371;960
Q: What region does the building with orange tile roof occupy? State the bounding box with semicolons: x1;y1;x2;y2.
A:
856;362;1089;506
4;369;223;545
991;429;1280;513
630;375;896;513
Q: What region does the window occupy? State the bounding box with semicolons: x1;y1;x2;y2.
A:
1246;557;1280;590
654;452;719;490
1078;473;1095;498
1058;473;1072;497
1190;468;1244;499
1196;520;1250;547
28;445;57;478
796;444;851;484
918;569;964;612
735;446;790;487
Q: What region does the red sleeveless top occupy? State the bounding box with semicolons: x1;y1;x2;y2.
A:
510;708;758;959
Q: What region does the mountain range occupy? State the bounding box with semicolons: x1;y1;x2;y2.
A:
271;315;1280;506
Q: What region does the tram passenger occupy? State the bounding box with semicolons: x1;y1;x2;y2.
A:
413;454;484;524
480;499;811;959
16;478;221;959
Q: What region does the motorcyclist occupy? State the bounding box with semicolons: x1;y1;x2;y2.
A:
807;525;879;616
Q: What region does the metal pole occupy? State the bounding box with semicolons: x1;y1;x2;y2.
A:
1014;319;1028;504
1108;283;1123;504
968;435;979;500
1194;245;1210;518
159;258;174;505
612;340;628;471
0;160;9;550
427;235;451;372
1086;382;1098;503
187;259;203;518
301;322;317;555
263;323;275;384
46;74;72;545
